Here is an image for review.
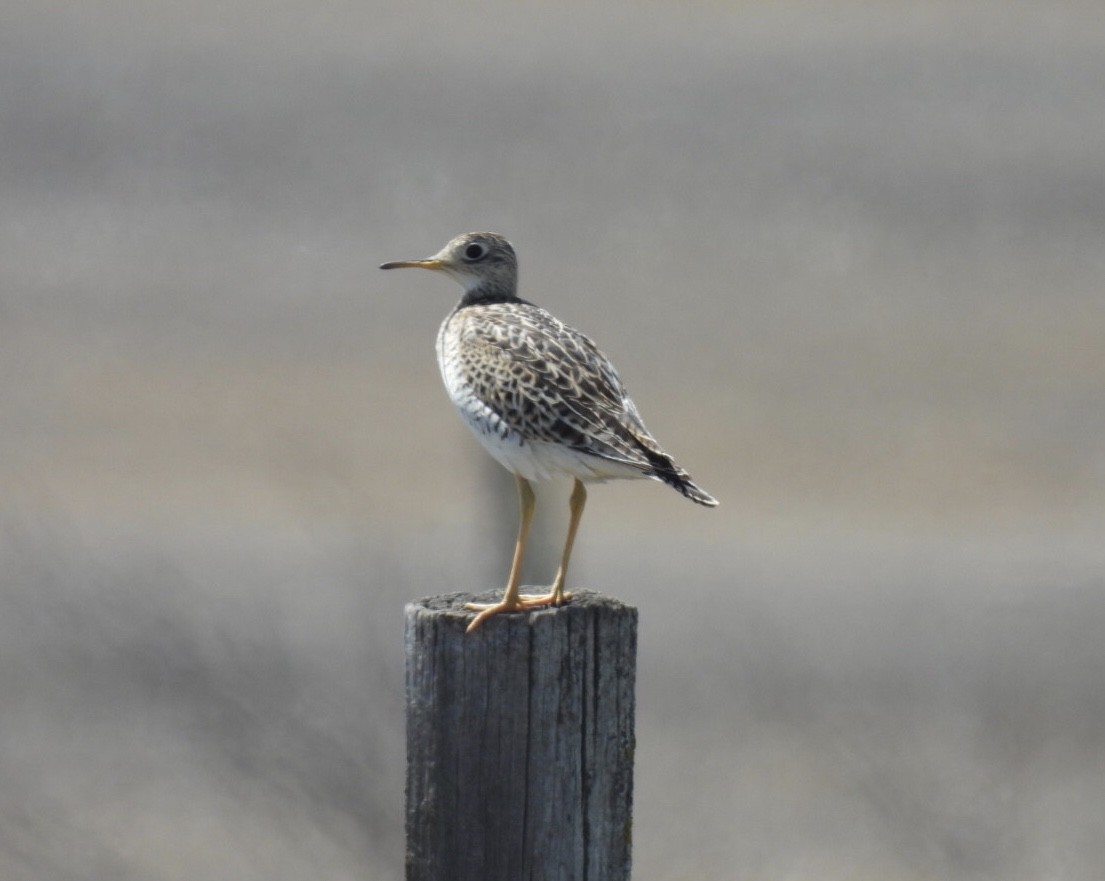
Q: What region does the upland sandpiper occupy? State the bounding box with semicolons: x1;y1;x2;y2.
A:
381;232;717;631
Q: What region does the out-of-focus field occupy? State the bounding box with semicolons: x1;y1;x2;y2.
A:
2;2;1104;878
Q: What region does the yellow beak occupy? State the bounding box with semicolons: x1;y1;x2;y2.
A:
379;258;446;271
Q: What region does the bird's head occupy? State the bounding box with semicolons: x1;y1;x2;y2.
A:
380;232;518;299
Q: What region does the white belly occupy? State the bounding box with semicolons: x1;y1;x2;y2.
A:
454;401;642;483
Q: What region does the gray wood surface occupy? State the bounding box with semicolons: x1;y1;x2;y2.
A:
405;589;637;881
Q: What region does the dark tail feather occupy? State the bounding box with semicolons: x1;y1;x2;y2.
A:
650;461;719;507
632;436;719;507
668;473;719;507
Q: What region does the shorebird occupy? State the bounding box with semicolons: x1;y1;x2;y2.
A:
381;232;717;631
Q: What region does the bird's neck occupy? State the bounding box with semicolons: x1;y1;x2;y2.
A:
459;282;520;307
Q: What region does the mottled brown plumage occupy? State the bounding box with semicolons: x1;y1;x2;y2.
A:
381;232;716;631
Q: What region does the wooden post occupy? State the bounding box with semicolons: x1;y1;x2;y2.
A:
405;589;637;881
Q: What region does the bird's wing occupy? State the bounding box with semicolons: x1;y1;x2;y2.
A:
456;303;670;470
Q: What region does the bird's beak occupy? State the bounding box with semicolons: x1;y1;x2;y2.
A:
379;258;446;271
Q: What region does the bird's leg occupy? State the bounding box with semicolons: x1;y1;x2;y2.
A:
465;474;537;632
464;478;587;631
512;478;586;609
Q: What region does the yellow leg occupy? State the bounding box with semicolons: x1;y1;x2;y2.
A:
466;477;587;627
464;477;586;632
544;478;586;606
465;474;536;632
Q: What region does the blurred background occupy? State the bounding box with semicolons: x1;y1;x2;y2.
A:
2;1;1104;878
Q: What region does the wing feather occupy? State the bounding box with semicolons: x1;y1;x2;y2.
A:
453;302;665;471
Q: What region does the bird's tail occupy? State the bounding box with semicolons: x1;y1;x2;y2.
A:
652;462;719;507
628;430;719;507
669;474;719;507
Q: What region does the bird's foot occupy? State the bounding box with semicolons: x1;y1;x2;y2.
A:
464;588;573;633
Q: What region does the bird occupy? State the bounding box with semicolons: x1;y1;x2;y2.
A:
380;232;717;632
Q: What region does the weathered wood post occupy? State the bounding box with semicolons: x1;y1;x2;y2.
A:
405;588;637;881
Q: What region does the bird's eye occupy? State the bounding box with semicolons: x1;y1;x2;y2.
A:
463;243;487;261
